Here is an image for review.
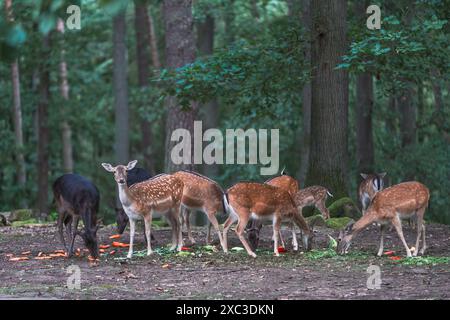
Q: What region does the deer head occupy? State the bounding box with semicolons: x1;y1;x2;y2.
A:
360;172;386;193
336;220;355;255
101;160;138;185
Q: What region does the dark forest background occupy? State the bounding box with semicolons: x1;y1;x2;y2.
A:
0;0;448;224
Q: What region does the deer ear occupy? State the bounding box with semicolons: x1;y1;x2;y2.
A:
360;173;369;180
344;220;355;233
378;172;387;178
126;160;138;171
101;163;115;172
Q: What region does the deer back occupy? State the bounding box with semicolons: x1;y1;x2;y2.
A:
293;186;328;207
369;181;429;214
173;171;224;210
265;175;299;196
227;182;297;218
129;174;184;213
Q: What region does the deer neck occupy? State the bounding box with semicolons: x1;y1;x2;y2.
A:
351;211;378;237
117;183;135;207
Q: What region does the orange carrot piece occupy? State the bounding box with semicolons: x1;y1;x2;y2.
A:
109;234;121;239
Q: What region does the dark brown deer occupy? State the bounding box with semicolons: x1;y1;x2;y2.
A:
337;181;430;257
223;182;313;257
53;174;100;259
102;160;184;258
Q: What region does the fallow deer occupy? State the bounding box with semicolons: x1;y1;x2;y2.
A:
173;171;225;250
102;160;184;258
53;174;100;259
359;172;386;214
337;181;430;257
223;182;313;257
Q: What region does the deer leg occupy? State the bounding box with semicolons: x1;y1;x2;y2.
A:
127;218;136;259
391;215;412;257
316;201;330;220
291;222;298;251
414;207;426;256
68;216;79;257
420;223;426;255
206;210;225;251
166;210;179;251
222;215;237;253
234;213;256;258
206;220;212;244
273;216;282;257
377;224;386;257
57;211;68;252
143;213;153;256
184;209;196;245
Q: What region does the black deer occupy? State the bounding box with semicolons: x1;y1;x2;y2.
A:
53;174;100;258
115;167;155;242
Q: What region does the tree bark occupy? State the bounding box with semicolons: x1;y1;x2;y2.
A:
37;34;51;218
305;0;349;200
355;74;374;173
113;11;129;166
298;0;311;185
163;0;198;173
224;0;235;45
398;88;416;148
5;0;26;196
197;14;219;179
431;69;443;113
147;8;161;70
135;2;156;175
57;19;74;173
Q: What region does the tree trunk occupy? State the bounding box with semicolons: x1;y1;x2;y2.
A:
147;8;161;70
113;11;129;166
224;0;235;45
398;89;416;148
135;2;156;175
5;0;26;199
57;19;74;173
431;69;443;113
298;0;311;185
163;0;198;173
37;34;51;218
355;73;374;173
305;0;349;200
197;14;219;179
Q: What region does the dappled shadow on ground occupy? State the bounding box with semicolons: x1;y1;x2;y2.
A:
0;221;449;299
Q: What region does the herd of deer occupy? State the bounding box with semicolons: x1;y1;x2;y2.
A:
52;160;430;261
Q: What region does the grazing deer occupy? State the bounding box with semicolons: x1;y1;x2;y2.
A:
223;182;313;257
359;172;386;214
115;167;155;243
173;171;225;250
337;181;430;257
53;174;100;259
102;160;184;258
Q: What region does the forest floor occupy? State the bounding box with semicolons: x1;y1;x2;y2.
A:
0;221;449;300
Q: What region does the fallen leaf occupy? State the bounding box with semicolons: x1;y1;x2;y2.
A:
54;250;66;254
34;256;52;260
9;257;29;261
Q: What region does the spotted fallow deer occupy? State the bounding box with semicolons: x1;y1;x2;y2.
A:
172;170;225;250
337;181;430;257
359;172;386;214
102;160;184;258
223;182;313;257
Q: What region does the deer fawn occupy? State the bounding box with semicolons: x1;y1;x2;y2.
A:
223;182;313;257
337;181;430;257
173;171;225;250
102;160;184;258
53;174;100;259
359;172;386;214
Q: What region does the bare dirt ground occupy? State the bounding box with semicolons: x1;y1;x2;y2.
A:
0;221;449;300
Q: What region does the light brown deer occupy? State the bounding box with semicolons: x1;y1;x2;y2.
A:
337;181;430;257
102;160;184;258
359;172;386;214
223;182;313;257
173;170;225;250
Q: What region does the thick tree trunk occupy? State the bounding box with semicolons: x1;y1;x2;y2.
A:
398;89;416;148
163;0;198;173
57;19;74;173
197;14;219;179
5;0;26;196
356;73;374;173
135;2;156;175
305;0;349;200
298;0;311;185
37;34;51;218
113;12;129;166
